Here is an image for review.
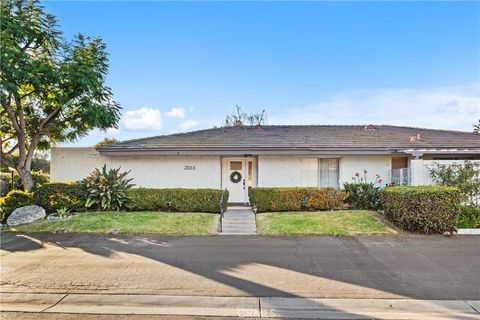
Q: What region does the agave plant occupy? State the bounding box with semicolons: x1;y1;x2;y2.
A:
82;165;134;211
56;207;70;218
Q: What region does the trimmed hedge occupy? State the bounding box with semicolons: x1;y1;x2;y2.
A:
34;182;87;213
379;186;460;234
0;190;34;223
0;171;49;196
249;187;346;213
126;188;229;213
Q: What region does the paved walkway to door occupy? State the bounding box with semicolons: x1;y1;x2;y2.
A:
220;206;256;235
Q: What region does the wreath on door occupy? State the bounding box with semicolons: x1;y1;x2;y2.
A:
230;171;242;183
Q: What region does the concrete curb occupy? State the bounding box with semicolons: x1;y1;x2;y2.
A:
457;228;480;235
1;292;479;319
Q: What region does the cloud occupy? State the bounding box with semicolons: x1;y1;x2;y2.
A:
165;107;186;119
178;120;199;131
105;127;120;136
269;83;480;131
122;107;162;131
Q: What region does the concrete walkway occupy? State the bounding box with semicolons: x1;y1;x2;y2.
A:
220;206;256;235
1;292;479;319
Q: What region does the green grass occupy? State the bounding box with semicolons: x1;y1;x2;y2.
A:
8;211;219;235
256;210;397;236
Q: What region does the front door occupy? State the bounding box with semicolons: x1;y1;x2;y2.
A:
225;158;247;203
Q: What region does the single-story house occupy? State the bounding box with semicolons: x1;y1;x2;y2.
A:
51;125;480;204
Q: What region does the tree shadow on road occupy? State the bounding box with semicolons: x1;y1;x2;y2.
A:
1;233;479;319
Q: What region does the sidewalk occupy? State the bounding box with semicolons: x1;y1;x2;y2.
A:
1;292;479;319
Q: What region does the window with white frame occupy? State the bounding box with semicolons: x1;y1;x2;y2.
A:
319;158;339;188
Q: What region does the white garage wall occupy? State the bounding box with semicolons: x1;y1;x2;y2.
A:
51;148;222;189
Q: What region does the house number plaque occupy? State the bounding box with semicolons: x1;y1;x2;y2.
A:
184;165;196;170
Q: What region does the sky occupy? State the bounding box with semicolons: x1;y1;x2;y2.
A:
41;1;480;146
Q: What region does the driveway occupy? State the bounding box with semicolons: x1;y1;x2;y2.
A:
1;233;479;300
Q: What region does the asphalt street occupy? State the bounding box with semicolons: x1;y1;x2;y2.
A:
1;233;479;300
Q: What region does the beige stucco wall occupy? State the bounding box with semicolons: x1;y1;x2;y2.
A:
50;148;109;182
257;156;319;187
257;155;392;188
52;148;395;189
50;148;222;189
339;155;392;185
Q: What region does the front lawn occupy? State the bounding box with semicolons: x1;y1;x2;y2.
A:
256;210;397;236
8;211;219;235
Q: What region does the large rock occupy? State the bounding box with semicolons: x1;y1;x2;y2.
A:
7;205;46;226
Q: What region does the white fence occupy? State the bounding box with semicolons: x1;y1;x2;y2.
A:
410;159;480;186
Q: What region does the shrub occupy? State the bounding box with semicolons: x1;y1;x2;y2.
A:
34;182;87;213
0;190;34;223
343;171;382;210
457;206;480;228
343;183;381;210
82;165;134;211
0;171;49;196
249;187;346;213
379;186;460;234
126;188;228;213
428;161;480;207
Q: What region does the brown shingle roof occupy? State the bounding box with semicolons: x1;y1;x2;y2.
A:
98;125;480;154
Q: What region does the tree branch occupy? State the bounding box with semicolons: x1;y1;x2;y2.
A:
2;99;21;134
5;143;19;155
38;107;62;131
19;90;36;100
13;95;27;167
0;152;15;169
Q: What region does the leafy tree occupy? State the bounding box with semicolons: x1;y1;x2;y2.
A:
474;120;480;134
1;0;121;190
94;137;120;147
224;105;267;127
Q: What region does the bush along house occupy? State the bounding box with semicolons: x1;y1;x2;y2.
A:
51;125;480;204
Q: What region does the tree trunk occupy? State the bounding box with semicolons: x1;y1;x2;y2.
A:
17;167;34;191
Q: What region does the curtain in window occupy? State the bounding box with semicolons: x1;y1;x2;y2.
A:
319;159;339;188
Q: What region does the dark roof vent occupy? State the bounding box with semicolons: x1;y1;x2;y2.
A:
364;124;378;132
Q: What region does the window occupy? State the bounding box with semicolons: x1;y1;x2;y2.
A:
230;161;242;170
319;158;339;188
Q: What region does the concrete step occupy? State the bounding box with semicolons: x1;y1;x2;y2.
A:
222;218;256;222
221;224;256;229
221;231;256;235
222;225;256;230
221;228;256;232
221;206;257;235
223;213;255;218
221;227;256;233
223;215;255;220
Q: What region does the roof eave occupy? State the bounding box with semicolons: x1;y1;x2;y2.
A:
97;146;404;156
